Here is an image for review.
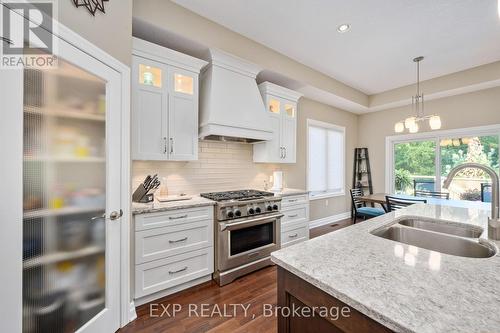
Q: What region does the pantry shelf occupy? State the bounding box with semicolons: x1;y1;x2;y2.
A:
24;106;105;122
23;245;104;269
23;156;106;163
23;206;104;219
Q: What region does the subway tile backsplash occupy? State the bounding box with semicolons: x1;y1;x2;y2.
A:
132;141;283;195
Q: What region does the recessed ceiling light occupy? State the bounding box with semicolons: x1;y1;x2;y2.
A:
337;23;351;33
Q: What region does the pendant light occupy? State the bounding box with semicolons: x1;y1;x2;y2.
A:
394;56;442;133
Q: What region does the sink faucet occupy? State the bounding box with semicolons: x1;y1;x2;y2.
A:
443;163;500;240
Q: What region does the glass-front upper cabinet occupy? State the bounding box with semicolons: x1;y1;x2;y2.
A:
254;82;302;164
131;38;207;161
284;102;295;117
138;63;162;88
268;98;280;114
174;73;194;95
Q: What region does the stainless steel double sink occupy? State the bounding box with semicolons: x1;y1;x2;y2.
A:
371;217;497;258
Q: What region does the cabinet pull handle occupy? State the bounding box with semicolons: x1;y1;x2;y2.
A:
169;266;188;275
288;214;298;218
288;199;298;202
169;214;188;220
169;237;188;244
289;233;298;238
170;138;174;154
163;137;167;154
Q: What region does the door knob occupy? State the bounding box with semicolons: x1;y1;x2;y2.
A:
109;209;123;220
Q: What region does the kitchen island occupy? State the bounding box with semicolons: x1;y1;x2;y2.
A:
271;204;500;333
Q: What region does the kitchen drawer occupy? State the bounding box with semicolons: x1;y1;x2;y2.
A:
136;220;213;264
135;206;213;231
135;247;214;298
281;224;309;248
281;205;308;226
281;195;308;208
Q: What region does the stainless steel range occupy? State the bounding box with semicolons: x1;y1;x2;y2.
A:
200;190;283;286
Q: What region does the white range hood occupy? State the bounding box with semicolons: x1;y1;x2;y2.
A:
199;49;272;143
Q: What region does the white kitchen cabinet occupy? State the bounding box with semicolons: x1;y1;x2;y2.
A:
133;206;214;303
280;195;310;248
253;82;302;163
132;38;207;161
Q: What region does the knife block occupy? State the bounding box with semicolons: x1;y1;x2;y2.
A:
132;185;154;203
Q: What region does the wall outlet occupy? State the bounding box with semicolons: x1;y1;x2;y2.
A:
325;199;329;207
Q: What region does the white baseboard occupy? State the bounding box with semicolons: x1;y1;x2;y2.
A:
309;211;351;229
128;301;137;323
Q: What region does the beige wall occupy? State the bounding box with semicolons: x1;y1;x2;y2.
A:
358;86;500;193
132;97;358;221
58;1;132;65
281;98;358;220
132;0;368;107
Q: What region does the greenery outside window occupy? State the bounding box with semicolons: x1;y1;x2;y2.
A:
389;126;499;201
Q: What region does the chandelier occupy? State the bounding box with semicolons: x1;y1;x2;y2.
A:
394;56;441;133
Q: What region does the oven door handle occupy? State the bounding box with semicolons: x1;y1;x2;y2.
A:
220;213;284;231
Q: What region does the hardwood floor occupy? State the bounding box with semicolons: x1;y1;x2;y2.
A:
120;218;353;333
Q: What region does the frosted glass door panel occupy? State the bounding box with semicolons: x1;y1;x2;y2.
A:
23;60;107;333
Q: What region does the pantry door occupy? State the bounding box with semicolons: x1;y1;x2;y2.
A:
0;8;122;333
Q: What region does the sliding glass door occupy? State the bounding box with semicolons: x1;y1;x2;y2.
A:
440;135;498;200
394;140;436;194
389;128;500;201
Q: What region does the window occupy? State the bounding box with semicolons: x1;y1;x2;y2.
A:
387;125;500;201
307;119;345;199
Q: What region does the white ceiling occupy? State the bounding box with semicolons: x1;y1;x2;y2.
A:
173;0;500;95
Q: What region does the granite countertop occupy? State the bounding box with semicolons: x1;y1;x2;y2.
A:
270;188;309;197
132;196;215;214
271;204;500;333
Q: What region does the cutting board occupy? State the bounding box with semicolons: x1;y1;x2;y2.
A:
156;195;192;202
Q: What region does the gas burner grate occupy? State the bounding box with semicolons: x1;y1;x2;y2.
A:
200;189;274;202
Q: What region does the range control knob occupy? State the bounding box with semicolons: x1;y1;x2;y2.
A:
248;208;255;215
234;210;242;217
266;205;273;212
255;207;261;214
227;211;234;219
272;204;279;211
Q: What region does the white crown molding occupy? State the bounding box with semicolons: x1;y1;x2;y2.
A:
259;81;303;102
204;48;262;78
133;37;208;73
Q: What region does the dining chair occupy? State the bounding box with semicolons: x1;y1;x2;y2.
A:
414;190;450;200
413;179;435;193
481;183;492;203
385;196;427;212
350;188;385;223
